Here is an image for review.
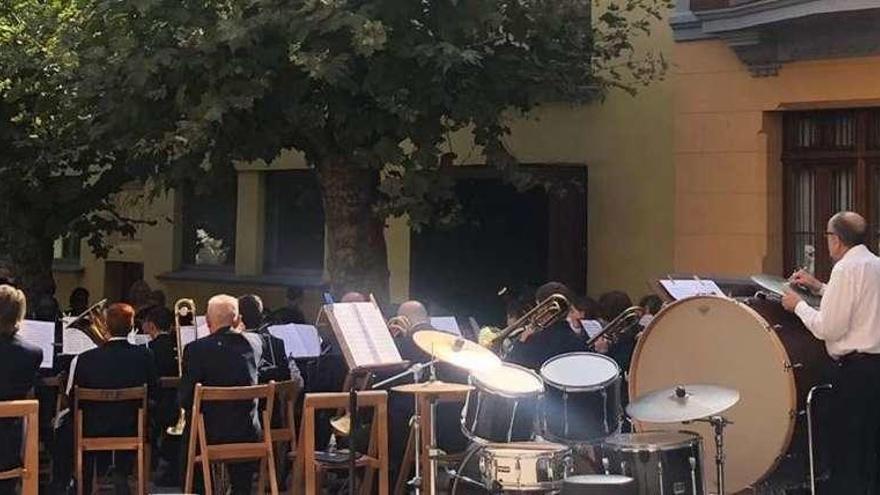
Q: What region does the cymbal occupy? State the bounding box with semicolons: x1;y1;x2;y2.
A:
627;384;740;423
391;380;474;394
412;330;501;372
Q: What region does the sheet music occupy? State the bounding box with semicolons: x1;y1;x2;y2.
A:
19;320;55;368
267;324;322;358
179;324;209;349
62;327;98;355
196;316;209;336
581;319;604;339
330;302;402;368
659;279;725;300
430;317;462;336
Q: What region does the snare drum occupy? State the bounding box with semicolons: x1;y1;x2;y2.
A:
479;442;572;492
540;352;622;443
462;363;544;443
599;431;706;495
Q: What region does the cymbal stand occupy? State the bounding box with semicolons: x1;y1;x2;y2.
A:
694;415;732;495
371;358;439;495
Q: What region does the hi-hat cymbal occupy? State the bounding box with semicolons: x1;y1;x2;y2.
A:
627;384;740;423
412;330;501;372
392;381;474;394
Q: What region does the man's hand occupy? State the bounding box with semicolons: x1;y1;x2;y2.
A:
789;269;822;293
593;336;610;354
782;290;803;312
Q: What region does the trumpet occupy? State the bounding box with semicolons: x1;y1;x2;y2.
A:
585;306;645;351
486;293;570;353
166;298;195;437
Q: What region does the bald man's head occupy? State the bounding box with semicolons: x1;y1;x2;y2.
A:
397;300;428;326
206;294;240;333
828;211;867;248
341;292;367;303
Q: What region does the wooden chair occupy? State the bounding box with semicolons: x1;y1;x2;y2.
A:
184;383;279;495
297;391;389;495
0;400;39;495
269;380;300;493
73;386;149;495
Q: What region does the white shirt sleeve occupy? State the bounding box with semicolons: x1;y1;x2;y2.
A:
66;355;79;395
795;264;855;342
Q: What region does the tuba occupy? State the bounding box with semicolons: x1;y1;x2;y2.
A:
486;293;570;354
166;298;195;436
585;306;645;351
66;298;110;346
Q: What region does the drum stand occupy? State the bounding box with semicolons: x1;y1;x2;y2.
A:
694;415;732;495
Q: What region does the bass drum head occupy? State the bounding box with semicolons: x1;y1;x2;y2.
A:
629;296;796;493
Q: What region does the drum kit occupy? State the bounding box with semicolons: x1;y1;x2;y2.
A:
404;331;743;494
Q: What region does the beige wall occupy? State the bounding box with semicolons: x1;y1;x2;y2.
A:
673;40;880;276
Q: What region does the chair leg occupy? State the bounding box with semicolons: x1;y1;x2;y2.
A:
201;460;213;495
257;458;267;494
75;448;83;495
267;449;279;495
137;445;145;495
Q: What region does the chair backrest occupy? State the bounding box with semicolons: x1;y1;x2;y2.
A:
0;400;39;494
271;380;301;443
73;385;149;444
192;383;277;443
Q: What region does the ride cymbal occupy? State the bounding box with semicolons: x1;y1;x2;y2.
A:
627;384;740;423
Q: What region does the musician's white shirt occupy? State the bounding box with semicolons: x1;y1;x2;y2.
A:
795;244;880;358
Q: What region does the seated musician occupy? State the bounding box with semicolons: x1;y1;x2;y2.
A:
565;295;602;343
178;295;264;495
505;282;584;371
238;294;304;389
593;291;639;372
0;285;43;495
142;306;179;482
54;303;159;495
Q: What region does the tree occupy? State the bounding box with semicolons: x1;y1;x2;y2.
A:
0;0;149;301
73;0;669;299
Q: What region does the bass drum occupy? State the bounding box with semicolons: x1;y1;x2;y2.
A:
628;295;833;493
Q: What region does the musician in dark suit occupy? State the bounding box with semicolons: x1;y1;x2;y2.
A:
55;303;158;495
505;282;584;371
238;294;301;386
143;306;180;481
0;285;42;495
178;295;263;495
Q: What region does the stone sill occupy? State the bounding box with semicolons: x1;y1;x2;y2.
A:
158;267;325;288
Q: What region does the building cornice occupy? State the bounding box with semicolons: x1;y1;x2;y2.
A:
671;0;880;76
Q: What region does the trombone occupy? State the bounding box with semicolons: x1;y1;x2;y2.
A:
585;306;645;351
486;293;570;354
167;298;195;436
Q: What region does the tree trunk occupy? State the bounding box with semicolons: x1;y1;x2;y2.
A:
1;231;56;311
316;156;390;301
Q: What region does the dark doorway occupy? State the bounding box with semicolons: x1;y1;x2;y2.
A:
104;261;145;303
410;166;587;328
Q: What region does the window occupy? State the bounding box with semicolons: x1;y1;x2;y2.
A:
53;235;81;265
181;179;237;268
264;170;325;274
783;109;880;279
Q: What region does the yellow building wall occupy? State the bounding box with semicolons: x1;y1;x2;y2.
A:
673;40;880;276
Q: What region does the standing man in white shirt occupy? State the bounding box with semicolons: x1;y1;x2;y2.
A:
782;211;880;494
